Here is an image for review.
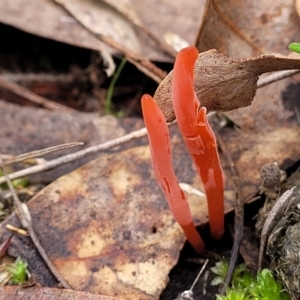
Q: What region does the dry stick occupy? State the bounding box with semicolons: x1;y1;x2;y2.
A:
175;259;209;300
0;76;76;113
0;155;71;289
214;130;244;295
0;142;84;167
0;127;149;185
0;73;75;84
257;186;296;271
257;69;300;88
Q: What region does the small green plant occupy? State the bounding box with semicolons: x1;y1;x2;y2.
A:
211;260;251;287
105;57;127;116
216;288;248;300
288;42;300;53
7;256;28;284
211;260;290;300
0;257;28;285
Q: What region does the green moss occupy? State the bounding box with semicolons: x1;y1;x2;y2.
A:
7;257;28;285
211;260;290;300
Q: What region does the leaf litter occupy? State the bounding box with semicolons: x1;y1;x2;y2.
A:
0;0;300;299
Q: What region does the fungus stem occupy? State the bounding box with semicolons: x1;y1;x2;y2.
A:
141;94;205;253
172;46;224;239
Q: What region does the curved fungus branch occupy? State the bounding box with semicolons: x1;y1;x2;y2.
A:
141;94;205;254
172;46;224;239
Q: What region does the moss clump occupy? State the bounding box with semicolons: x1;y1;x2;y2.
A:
211;261;290;300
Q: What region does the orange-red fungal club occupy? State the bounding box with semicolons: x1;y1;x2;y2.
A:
172;46;224;239
141;94;205;253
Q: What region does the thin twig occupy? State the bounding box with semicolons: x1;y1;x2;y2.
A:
0;127;148;185
175;259;209;300
0;73;75;84
257;69;300;88
0;155;71;289
0;76;76;113
0;142;84;167
189;259;209;292
214;130;244;295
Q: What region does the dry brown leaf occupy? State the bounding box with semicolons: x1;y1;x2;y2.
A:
55;0;140;53
53;0;168;83
196;0;299;57
296;0;300;18
192;0;300;131
154;49;300;122
1;124;299;298
0;286;125;300
0;0;205;62
0;0;107;53
0;140;234;300
102;0;143;27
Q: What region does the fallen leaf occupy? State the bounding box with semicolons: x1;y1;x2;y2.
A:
0;0;205;62
196;0;299;57
154;50;300;122
191;0;300;131
101;0;143;27
0;139;235;300
189;0;300;168
296;0;300;18
0;0;106;54
55;0;140;53
0;286;125;300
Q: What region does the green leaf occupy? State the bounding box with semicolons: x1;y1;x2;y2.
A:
212;261;290;300
8;257;28;284
217;287;250;300
288;42;300;54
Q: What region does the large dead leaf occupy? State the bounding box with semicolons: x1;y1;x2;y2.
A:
0;0;205;62
55;0;140;53
0;139;235;300
0;286;124;300
1;110;300;299
192;0;300;135
196;0;300;57
0;0;105;55
154;50;300;122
